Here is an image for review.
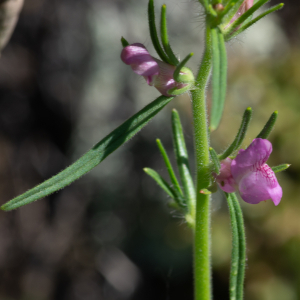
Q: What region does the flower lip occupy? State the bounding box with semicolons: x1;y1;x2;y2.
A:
231;138;272;183
215;138;282;206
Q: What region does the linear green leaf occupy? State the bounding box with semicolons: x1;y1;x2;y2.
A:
219;107;252;160
210;28;227;131
231;192;246;300
226;3;284;41
226;193;239;300
272;164;290;173
256;111;278;139
209;147;221;174
156;139;184;198
144;167;186;210
143;168;176;199
1;95;174;211
160;4;179;66
171;109;196;216
148;0;171;64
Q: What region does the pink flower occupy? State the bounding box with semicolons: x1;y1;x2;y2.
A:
230;0;254;24
121;43;189;97
215;138;282;206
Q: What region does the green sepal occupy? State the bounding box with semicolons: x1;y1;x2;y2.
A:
171;109;196;216
173;53;194;83
156;139;184;198
121;36;130;48
167;83;193;96
223;0;269;38
272;164;290;173
210;28;227;131
219;107;252;160
1;95;174;211
256;111;278;139
225;3;284;41
160;4;179;66
209;147;221;175
220;0;245;24
148;0;171;64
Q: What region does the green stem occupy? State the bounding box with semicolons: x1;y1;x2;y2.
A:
191;25;212;300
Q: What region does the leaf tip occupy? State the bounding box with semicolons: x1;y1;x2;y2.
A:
121;36;129;48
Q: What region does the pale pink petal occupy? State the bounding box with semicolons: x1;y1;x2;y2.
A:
215;158;237;193
231;138;272;183
121;43;159;77
238;164;282;205
151;59;187;95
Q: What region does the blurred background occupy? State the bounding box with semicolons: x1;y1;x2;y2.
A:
0;0;299;299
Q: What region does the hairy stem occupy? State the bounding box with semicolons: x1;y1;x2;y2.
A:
191;25;212;300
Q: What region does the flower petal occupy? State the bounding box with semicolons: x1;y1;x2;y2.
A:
121;43;159;77
238;164;282;205
231;138;272;183
215;158;237;193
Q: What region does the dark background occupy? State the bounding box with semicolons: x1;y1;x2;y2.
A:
0;0;299;299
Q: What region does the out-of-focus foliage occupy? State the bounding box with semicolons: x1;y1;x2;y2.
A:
0;0;299;300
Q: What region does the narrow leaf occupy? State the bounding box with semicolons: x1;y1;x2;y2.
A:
160;4;179;66
156;139;184;198
143;168;176;199
171;109;196;216
272;164;290;173
226;3;284;41
121;36;129;47
219;107;252;160
1;95;174;211
209;147;221;174
210;28;227;131
231;192;246;300
148;0;171;64
226;193;239;300
256;111;278;139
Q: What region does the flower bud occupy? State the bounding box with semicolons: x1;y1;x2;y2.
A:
121;43;194;96
230;0;254;25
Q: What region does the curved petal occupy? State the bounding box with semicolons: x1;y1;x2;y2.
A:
121;43;159;77
231;138;272;183
238;164;282;205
